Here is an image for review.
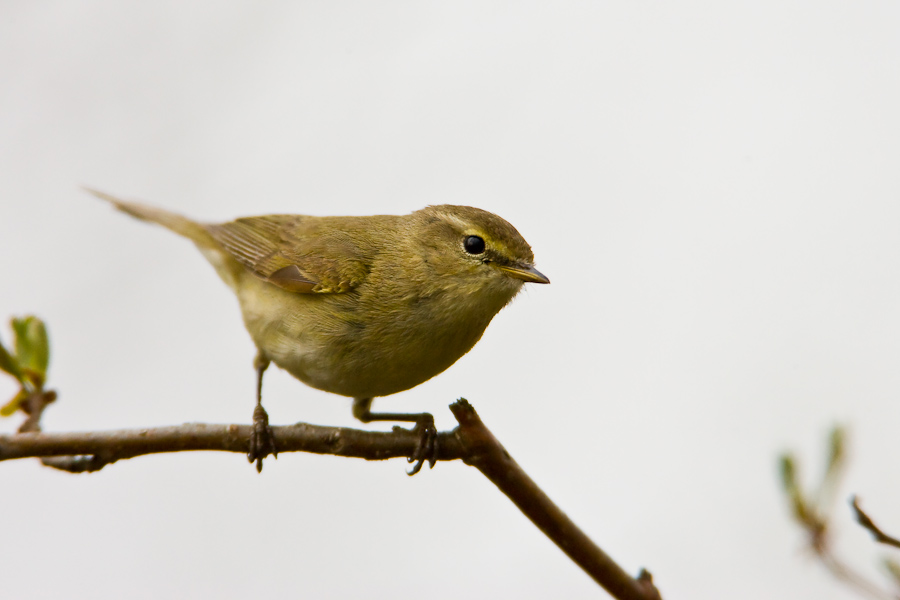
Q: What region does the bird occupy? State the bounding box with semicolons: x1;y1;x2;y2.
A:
87;188;549;473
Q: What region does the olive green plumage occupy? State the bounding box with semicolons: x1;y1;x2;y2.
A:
88;189;548;401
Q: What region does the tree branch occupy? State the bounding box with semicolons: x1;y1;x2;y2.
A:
0;421;465;470
780;430;899;600
0;398;662;600
852;496;900;551
449;401;662;600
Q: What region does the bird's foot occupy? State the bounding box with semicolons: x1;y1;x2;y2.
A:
405;414;438;476
352;399;439;475
248;403;278;473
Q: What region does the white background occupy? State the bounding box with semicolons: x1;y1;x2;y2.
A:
3;2;900;599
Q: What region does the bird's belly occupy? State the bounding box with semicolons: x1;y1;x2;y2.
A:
238;283;488;399
266;321;481;399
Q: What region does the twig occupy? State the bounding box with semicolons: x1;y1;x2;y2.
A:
781;429;899;600
816;548;898;600
0;421;465;469
450;400;662;600
853;497;900;550
17;389;56;434
0;398;662;600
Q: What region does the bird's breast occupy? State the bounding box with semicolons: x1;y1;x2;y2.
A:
236;277;507;399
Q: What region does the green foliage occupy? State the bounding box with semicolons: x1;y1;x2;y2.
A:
0;338;25;383
782;426;900;598
779;454;812;526
11;316;49;387
0;388;29;417
0;315;51;417
826;427;845;475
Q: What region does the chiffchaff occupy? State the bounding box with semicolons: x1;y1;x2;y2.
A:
87;189;549;473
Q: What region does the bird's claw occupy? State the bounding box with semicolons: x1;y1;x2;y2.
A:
248;404;278;473
406;415;438;476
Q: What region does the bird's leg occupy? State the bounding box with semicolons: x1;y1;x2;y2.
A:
248;353;277;472
352;398;438;475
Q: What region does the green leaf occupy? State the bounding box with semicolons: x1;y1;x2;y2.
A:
0;388;29;417
0;337;25;383
825;426;846;481
779;454;797;493
11;316;49;381
779;454;813;524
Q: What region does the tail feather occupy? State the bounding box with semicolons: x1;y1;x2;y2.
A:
85;187;246;291
84;187;217;248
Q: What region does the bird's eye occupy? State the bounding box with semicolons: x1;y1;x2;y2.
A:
463;235;486;255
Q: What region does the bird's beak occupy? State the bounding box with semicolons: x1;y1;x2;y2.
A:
498;263;550;284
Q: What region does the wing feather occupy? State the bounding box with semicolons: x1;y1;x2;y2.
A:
205;215;369;294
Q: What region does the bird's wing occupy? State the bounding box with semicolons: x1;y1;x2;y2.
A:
205;215;369;294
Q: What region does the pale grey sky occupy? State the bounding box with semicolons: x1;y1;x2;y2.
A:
3;2;900;599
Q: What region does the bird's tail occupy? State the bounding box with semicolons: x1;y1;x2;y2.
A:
84;187;218;248
85;187;245;290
